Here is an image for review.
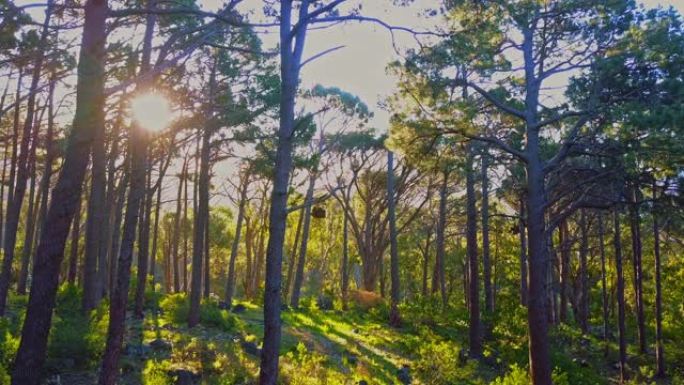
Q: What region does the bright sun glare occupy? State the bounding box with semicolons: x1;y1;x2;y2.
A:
130;92;173;133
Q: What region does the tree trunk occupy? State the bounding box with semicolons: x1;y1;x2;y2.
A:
598;212;609;355
652;181;664;378
16;108;42;295
559;220;569;323
290;174;315;308
81;75;108;311
150;176;162;289
284;207;303;302
203;202;210;298
6;67;24;244
0;1;53;315
188;61;215;327
481;150;493;314
68;199;83;285
434;170;448;307
519;199;528;306
259;1;306;382
133;165;152;318
225;166;250;305
614;209;628;384
341;207;350;310
628;189;646;354
11;0;107;382
182;159;189;292
99;125;148;385
171;159;187;293
465;144;481;358
578;209;589;333
387;151;401;327
421;226;432;298
108;172;127;294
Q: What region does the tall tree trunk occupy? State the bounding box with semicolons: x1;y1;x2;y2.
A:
434;170;448;306
290;174;315;308
203;202;210;298
133;165;152;318
99;125;147;385
0;0;53;315
519;198;528;306
68;199;83;285
108;172;127;294
171;158;186;293
259;1;307;382
99;0;155;379
11;0;107;382
16;106;42;295
614;209;628;384
30;74;57;291
559;220;569;323
387;151;401;327
6;67;24;241
578;210;589;333
188;60;215;327
150;176;162;290
284;207;303;302
628;188;646;354
652;181;664;378
81;73;108;312
465;144;481;358
182;159;189;292
341;207;350;310
598;212;609;356
481;149;493;314
421;226;432;298
225;166;250;305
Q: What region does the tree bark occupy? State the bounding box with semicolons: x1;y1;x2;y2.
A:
16;105;42;295
481;149;493;314
578;210;589;333
519;199;528;306
387;151;401;327
465;144;481;358
559;220;570;323
133;165;152;318
614;209;628;384
341;207;350;310
259;1;307;382
224;166;250;305
11;0;107;381
188;61;215;327
171;158;187;293
628;188;646;354
652;181;664;377
434;170;448;307
290;174;315;308
99;125;147;385
0;1;53;315
598;212;609;355
284;207;303;302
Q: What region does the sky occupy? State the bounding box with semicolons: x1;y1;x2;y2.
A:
225;0;684;135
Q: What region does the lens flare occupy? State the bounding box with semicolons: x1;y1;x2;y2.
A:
130;92;173;133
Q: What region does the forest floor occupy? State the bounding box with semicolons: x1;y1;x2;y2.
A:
2;289;678;385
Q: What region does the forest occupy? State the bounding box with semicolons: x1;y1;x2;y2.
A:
0;0;683;384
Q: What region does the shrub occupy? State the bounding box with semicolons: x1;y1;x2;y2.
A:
46;284;107;370
142;359;172;385
490;364;528;385
200;300;237;331
160;293;189;325
414;339;482;385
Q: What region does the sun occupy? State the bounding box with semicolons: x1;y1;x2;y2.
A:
130;92;174;133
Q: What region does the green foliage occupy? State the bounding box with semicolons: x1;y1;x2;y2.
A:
281;343;345;385
46;284;107;370
160;293;237;332
490;364;528;385
142;359;172;385
414;339;483;385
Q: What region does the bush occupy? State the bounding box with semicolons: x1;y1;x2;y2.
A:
281;343;345;385
46;284;107;370
200;300;237;331
160;293;189;325
414;338;483;385
142;359;172;385
160;294;237;331
490;364;528;385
